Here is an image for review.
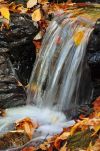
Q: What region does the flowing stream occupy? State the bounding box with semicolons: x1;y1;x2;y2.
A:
27;13;93;112
0;11;97;150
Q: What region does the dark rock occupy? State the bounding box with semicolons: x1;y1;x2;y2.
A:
0;13;39;108
0;53;26;108
0;131;30;150
6;13;39;85
87;18;100;99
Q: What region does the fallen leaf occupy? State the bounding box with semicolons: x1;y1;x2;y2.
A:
73;31;84;46
40;142;49;150
22;147;36;151
27;0;37;8
0;108;6;117
34;31;42;40
60;142;67;151
92;139;100;151
32;8;42;22
0;7;10;20
93;96;100;112
70;122;81;135
15;117;38;139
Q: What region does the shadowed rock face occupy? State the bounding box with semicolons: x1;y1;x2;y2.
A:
6;13;39;85
0;131;30;150
87;18;100;100
0;13;39;108
0;52;26;108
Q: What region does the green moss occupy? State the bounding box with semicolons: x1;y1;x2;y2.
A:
67;129;97;151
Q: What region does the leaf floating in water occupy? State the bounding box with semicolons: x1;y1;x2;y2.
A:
0;7;10;20
73;31;84;46
27;0;37;8
32;8;42;22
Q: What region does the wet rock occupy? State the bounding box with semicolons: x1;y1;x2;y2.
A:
87;18;100;99
0;53;26;108
6;13;39;85
0;13;39;108
0;131;30;150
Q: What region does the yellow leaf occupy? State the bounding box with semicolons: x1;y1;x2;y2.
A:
93;124;100;135
32;8;41;22
73;31;84;46
70;122;80;135
0;7;10;20
58;132;70;140
60;142;67;151
27;0;37;8
40;142;49;150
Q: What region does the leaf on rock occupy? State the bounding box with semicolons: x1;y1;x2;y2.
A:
0;7;10;20
32;8;42;22
93;96;100;112
60;142;67;151
15;117;38;139
92;139;100;151
40;142;49;150
70;122;81;135
27;0;37;8
22;147;36;151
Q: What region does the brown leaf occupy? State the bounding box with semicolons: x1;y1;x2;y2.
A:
22;147;36;151
93;97;100;112
60;142;67;151
92;139;100;151
15;117;38;139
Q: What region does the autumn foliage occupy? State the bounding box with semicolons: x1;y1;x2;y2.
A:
21;97;100;151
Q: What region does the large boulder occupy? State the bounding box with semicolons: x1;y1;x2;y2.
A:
0;52;26;108
87;18;100;100
0;13;39;108
6;13;39;85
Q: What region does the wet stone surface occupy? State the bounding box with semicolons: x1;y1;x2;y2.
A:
87;18;100;100
0;13;39;108
0;53;26;108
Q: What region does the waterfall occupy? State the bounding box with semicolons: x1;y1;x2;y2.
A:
0;11;97;149
27;13;94;112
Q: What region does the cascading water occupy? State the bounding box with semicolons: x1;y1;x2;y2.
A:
0;8;99;150
27;12;93;113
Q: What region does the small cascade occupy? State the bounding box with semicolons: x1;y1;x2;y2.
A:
0;6;99;150
27;12;94;113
